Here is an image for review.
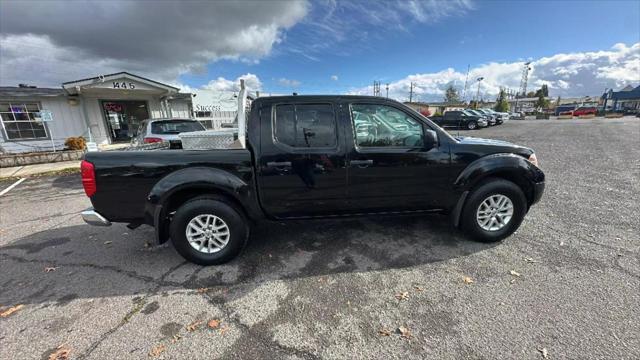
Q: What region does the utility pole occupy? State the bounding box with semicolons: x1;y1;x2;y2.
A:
385;83;389;98
409;82;415;103
475;77;484;107
462;64;470;103
515;62;532;113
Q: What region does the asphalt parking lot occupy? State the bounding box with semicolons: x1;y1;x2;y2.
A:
1;117;639;359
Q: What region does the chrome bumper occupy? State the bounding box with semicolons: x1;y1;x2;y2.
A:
81;208;111;226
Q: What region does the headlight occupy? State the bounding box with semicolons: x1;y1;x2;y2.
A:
528;153;539;167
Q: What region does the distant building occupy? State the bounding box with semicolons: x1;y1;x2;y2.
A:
0;72;259;154
0;72;193;153
404;101;466;116
604;85;640;113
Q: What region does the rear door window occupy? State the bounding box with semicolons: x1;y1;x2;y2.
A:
151;120;205;134
274;103;337;148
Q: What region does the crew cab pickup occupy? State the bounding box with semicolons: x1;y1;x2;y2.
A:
81;95;544;265
430;110;487;130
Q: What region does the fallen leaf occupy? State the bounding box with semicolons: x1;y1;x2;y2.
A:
44;267;57;273
395;292;409;301
397;326;412;339
104;241;112;245
185;320;203;332
196;287;209;294
523;257;537;263
538;347;549;359
48;344;71;360
510;270;522;277
413;286;424;292
378;328;392;336
219;325;230;335
0;304;24;317
170;334;182;343
148;344;165;357
207;319;220;329
462;276;474;284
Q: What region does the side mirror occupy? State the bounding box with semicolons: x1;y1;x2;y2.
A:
424;129;438;150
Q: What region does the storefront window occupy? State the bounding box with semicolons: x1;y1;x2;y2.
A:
0;102;48;140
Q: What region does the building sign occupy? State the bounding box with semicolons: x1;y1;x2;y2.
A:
112;81;136;89
88;78;156;91
192;89;240;114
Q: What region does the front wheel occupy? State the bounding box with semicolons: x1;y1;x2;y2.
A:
460;179;527;243
466;121;477;130
170;196;249;265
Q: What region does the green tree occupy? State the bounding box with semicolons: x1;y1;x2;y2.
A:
494;88;509;112
526;91;536;98
534;84;549;98
444;84;460;103
535;91;550;110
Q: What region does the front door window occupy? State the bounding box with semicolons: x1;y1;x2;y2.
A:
101;100;149;142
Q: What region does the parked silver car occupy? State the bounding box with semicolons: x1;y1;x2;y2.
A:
133;118;206;146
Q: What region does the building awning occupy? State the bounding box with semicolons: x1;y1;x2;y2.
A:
62;72;179;96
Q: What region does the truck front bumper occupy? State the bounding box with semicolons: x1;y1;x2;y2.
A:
531;181;545;206
81;208;111;226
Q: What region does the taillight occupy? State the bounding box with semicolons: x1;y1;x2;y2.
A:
143;137;163;143
80;160;96;197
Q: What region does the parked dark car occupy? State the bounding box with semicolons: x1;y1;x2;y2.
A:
555;104;577;116
80;96;545;265
467;109;497;126
429;110;488;130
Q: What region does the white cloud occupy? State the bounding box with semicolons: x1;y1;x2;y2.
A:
0;1;308;86
331;75;339;81
349;43;640;101
278;78;301;87
203;73;262;92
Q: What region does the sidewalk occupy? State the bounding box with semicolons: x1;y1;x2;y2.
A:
0;160;80;179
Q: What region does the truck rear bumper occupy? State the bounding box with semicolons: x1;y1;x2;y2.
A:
81;208;112;226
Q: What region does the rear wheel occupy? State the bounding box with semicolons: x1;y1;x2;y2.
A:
461;179;527;243
467;121;477;130
170;196;248;265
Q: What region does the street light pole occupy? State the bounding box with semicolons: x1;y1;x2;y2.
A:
475;77;484;108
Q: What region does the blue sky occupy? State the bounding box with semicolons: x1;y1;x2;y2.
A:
180;0;640;97
1;0;639;100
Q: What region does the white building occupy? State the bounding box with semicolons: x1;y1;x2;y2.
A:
0;72;192;153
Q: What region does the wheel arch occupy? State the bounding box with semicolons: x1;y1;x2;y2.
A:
144;167;260;244
451;153;544;227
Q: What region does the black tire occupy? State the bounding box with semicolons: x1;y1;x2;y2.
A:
460;178;527;243
466;121;477;130
170;196;249;265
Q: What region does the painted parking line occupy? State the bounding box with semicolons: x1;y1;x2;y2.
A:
0;178;26;196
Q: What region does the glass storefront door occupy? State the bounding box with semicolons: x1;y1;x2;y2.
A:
101;100;150;142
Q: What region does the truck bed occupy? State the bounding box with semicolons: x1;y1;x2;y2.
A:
84;149;254;222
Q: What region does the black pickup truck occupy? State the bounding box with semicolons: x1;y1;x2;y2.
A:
81;95;544;265
430;110;488;130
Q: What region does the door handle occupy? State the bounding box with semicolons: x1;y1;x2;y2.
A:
266;161;292;167
349;159;373;167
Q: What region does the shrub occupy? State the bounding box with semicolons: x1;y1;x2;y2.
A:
64;137;87;150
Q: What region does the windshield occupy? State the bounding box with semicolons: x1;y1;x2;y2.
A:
151;120;205;134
